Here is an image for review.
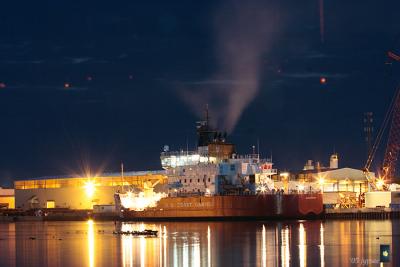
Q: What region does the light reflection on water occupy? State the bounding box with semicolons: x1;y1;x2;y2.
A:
0;219;398;266
320;223;325;267
87;220;95;267
299;223;306;267
261;225;266;267
281;225;290;267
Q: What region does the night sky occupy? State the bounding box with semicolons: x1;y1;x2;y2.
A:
0;1;400;186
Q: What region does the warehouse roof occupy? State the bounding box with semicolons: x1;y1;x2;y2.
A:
15;170;166;181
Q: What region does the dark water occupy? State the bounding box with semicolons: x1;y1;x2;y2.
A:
0;219;398;266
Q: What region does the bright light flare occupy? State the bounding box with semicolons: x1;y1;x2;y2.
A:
119;191;166;211
84;180;96;198
317;175;326;193
376;178;385;190
298;184;305;191
257;185;267;193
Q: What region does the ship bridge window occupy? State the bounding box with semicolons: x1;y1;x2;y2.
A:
230;164;235;171
208;178;211;182
198;179;200;183
184;179;187;183
190;179;192;183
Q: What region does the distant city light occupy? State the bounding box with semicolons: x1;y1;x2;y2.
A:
86;76;93;81
320;77;327;84
64;83;71;88
0;82;6;88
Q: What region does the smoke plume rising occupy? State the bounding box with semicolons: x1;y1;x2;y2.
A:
181;0;279;132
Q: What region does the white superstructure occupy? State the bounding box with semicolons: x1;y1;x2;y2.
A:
165;154;277;196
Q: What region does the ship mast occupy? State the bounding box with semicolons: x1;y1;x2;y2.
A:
205;104;209;127
120;162;125;193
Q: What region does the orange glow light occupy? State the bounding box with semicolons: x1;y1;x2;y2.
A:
320;77;327;84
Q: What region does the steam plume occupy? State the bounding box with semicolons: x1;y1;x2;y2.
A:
181;0;279;132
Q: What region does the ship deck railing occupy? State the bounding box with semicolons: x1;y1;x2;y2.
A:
161;151;199;157
168;190;321;197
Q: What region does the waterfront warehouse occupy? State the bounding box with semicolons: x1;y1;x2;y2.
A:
14;171;166;210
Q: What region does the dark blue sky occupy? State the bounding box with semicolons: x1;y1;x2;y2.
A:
0;0;399;186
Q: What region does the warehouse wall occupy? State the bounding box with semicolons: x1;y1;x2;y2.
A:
0;196;15;209
15;186;122;210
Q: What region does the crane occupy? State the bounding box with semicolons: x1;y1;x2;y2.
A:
363;51;400;191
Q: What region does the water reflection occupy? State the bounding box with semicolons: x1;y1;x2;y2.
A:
207;226;211;267
261;225;266;267
182;238;188;267
163;225;167;267
140;235;146;267
0;219;399;266
87;220;95;267
320;223;325;267
281;225;290;267
299;223;306;267
121;224;133;267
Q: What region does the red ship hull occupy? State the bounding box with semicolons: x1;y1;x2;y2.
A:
121;193;323;220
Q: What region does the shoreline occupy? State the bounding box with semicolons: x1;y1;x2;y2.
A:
2;207;400;222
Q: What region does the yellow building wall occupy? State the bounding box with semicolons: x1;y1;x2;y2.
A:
16;186;122;210
0;196;15;209
14;174;167;210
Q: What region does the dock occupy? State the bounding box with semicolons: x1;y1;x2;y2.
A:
324;207;400;220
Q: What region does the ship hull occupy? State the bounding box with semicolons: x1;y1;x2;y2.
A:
121;193;323;220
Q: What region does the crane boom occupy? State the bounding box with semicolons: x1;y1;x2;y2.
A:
363;51;400;190
382;87;400;182
382;51;400;183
